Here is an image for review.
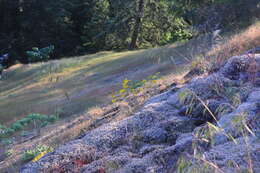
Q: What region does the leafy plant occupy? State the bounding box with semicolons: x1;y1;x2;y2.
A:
0;138;13;145
0;113;59;139
5;149;13;157
111;73;160;103
179;87;256;173
176;156;216;173
231;112;255;137
26;45;54;63
22;145;53;162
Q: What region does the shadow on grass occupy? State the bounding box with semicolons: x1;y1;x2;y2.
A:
0;35;213;125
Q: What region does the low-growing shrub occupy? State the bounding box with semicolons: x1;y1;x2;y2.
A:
5;149;13;157
111;73;160;103
0;138;13;145
26;45;54;63
0;113;59;138
22;145;53;162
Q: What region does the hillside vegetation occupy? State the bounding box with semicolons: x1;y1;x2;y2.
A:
2;21;259;125
21;24;260;173
0;0;259;172
0;21;259;172
1;0;259;65
0;34;213;125
0;49;171;124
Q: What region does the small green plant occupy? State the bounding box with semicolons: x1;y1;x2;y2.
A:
190;56;209;72
178;89;197;115
215;103;233;117
211;83;243;108
111;73;160;103
0;113;59;139
5;149;13;157
178;87;256;173
178;88;219;122
231;112;255;137
0;138;13;145
26;45;54;63
22;145;53;162
178;88;239;143
176;155;218;173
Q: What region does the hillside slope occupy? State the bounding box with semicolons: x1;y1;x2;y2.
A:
0;33;219;125
0;45;188;124
0;22;259;172
21;54;260;173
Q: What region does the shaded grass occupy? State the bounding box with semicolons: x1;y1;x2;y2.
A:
0;37;208;125
1;21;259;125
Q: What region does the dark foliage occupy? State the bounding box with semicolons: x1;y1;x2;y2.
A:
0;0;258;65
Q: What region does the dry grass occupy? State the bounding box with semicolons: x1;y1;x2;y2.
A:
207;22;260;68
1;22;259;172
0;31;213;172
0;35;208;125
87;106;104;118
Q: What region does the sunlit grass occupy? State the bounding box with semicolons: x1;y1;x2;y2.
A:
1;22;259;125
0;46;188;124
1;21;259;173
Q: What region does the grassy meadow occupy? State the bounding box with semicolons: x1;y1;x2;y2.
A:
1;22;259;126
0;41;196;125
0;22;259;172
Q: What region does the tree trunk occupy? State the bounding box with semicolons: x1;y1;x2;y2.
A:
129;0;145;49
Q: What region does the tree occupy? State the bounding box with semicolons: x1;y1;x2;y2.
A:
0;0;193;63
1;0;255;65
130;0;145;49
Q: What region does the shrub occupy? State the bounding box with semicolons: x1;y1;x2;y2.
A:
0;138;13;145
111;73;160;103
5;149;13;157
26;45;54;63
0;113;59;139
22;145;53;162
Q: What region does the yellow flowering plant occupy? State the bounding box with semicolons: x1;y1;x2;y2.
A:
22;145;53;162
111;72;160;103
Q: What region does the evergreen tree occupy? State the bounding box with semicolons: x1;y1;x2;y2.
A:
0;0;258;65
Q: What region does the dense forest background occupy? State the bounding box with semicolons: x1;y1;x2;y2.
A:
0;0;259;65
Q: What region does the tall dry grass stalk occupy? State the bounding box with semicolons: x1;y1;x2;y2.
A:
208;22;260;66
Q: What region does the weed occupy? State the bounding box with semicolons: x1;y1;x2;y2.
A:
111;73;160;103
0;138;13;145
0;113;59;139
231;112;255;137
179;88;218;122
4;150;13;157
22;145;53;162
176;155;218;173
177;87;256;173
